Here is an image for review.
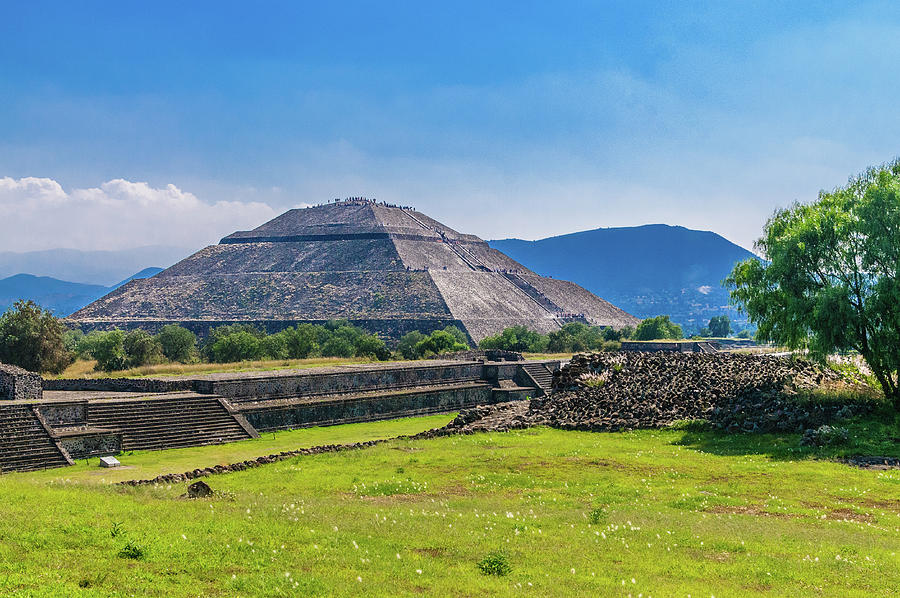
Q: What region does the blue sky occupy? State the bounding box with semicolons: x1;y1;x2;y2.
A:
1;1;899;251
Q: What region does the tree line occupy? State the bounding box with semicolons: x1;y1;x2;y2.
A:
0;301;473;373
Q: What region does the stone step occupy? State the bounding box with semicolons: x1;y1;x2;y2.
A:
0;405;70;473
84;395;251;452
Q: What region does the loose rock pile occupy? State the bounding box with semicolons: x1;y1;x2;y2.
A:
529;352;872;433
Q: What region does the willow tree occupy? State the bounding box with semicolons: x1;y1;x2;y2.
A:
727;160;900;408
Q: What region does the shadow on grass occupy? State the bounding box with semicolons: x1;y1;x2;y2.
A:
669;407;900;462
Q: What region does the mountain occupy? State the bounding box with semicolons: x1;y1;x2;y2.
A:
489;224;759;334
0;268;164;317
0;246;190;286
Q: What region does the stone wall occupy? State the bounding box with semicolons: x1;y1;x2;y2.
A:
43;377;194;393
621;341;719;353
202;362;486;402
57;429;122;459
242;383;494;432
37;402;87;426
0;364;42;401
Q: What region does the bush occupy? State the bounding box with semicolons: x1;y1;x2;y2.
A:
479;325;548;353
260;333;289;360
397;331;427;360
280;324;320;359
477;551;511;576
321;335;355;358
0;300;74;374
202;325;263;362
123;330;164;368
79;330;127;372
633;315;683;340
415;329;468;357
207;330;263;363
354;334;391;360
156;325;196;363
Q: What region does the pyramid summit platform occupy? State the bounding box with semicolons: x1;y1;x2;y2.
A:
70;198;639;342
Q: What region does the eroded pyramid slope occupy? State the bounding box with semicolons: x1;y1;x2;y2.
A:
70;199;639;341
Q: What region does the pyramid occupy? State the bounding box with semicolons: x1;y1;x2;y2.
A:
70;199;640;342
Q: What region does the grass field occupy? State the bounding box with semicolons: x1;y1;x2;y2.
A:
1;413;898;596
53;353;574;379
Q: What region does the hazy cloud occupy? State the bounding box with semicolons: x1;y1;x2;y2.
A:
0;177;278;251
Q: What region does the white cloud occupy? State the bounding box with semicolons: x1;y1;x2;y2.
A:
0;177;278;251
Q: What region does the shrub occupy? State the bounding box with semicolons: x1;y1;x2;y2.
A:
415;329;468;357
123;330;165;368
0;300;74;374
80;330;127;372
260;332;289;360
397;331;427;360
280;324;320;359
156;325;197;363
203;325;263;362
479;325;548;353
354;334;391;360
321;336;355;358
633;315;683;340
207;330;263;363
477;551;511;576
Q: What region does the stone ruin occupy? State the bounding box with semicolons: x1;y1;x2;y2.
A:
446;352;875;435
68;199;639;342
0;363;42;401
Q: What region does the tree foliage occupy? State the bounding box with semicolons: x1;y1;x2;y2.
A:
727;159;900;408
79;329;127;372
123;329;165;368
0;300;73;374
478;323;629;354
156;325;197;363
707;315;732;338
480;325;548;353
633;315;683;340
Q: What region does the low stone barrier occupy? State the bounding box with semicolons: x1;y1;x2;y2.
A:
0;364;42;401
43;377;194;393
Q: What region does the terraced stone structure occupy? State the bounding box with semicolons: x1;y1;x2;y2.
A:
0;357;559;472
70;198;638;341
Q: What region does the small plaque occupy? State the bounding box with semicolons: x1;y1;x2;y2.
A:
99;456;121;468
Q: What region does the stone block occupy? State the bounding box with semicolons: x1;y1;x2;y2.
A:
99;456;121;468
0;363;42;401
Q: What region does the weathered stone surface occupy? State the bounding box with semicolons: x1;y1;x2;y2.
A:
534;352;874;433
0;364;42;401
69;199;638;341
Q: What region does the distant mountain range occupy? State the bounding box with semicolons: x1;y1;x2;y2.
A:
0;246;189;286
0;268;163;317
489;224;759;334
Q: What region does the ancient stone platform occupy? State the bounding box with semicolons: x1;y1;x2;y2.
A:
0;357;560;473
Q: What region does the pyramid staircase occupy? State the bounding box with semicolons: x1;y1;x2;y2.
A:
521;362;555;396
85;394;254;452
0;404;71;473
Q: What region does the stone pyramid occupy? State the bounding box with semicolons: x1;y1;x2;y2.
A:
70;199;639;342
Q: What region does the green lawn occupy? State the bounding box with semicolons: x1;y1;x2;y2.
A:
1;414;898;596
